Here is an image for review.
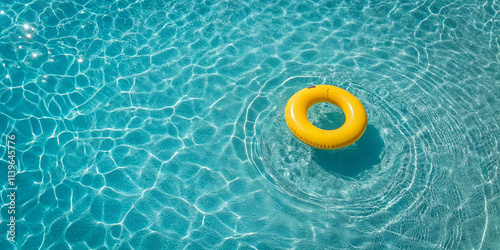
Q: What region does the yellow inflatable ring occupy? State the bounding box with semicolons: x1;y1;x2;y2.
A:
285;85;367;150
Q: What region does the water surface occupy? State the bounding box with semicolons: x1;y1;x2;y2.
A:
0;0;499;249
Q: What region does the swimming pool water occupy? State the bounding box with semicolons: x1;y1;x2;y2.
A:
0;0;499;249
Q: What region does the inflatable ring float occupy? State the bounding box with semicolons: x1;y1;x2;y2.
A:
285;85;367;150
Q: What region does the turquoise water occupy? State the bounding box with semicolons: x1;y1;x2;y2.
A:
0;0;499;249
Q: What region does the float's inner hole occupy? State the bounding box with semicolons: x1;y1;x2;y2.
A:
307;102;346;130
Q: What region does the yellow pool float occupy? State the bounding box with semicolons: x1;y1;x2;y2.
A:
285;85;367;150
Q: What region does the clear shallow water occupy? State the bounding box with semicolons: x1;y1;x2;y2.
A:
0;0;499;249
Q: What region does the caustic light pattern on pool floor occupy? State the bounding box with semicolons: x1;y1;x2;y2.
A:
0;0;499;249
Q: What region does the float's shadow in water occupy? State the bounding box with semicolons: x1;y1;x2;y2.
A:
311;125;384;178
